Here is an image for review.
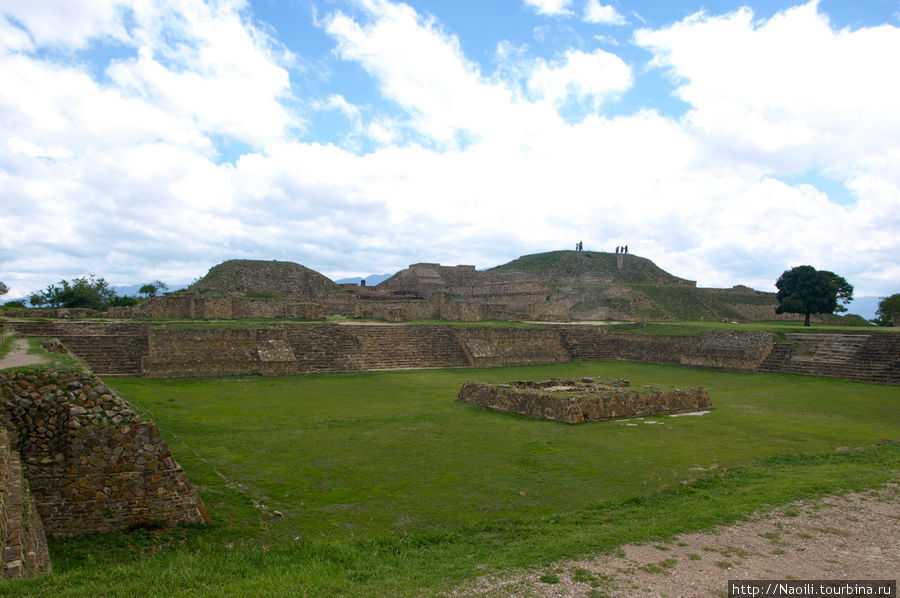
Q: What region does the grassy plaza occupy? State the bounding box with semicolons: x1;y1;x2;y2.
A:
7;360;899;596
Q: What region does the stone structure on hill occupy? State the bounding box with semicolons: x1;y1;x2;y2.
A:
0;367;210;577
457;377;711;423
2;251;835;324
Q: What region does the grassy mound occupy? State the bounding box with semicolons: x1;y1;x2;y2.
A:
189;259;348;300
491;250;689;285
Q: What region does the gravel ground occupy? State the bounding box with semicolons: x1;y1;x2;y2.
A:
0;334;50;369
452;482;898;597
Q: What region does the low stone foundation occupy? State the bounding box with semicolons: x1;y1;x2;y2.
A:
457;377;711;424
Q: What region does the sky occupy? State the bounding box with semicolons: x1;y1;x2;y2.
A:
1;0;899;305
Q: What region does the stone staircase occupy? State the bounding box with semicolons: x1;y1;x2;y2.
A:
846;334;900;384
772;334;900;384
558;327;616;360
3;321;149;376
285;324;361;373
345;325;471;370
756;343;795;373
286;324;472;372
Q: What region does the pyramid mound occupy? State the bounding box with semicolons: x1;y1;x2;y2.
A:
490;250;693;285
190;260;348;300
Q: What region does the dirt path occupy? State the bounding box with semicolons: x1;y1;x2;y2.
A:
0;335;50;369
453;483;898;597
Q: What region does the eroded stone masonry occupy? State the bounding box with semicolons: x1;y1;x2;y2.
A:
457;377;711;424
4;320;897;384
1;369;210;577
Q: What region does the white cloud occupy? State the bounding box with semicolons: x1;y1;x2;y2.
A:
0;0;898;304
1;0;130;48
522;0;574;17
107;1;296;150
324;0;560;146
634;2;900;176
584;1;626;25
527;48;632;107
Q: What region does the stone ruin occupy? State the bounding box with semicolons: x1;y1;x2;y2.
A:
456;377;711;424
1;368;210;578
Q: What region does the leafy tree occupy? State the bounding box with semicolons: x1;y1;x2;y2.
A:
2;300;25;308
139;280;169;298
108;295;140;307
30;275;117;310
871;293;900;327
775;265;853;326
0;281;7;296
821;270;854;313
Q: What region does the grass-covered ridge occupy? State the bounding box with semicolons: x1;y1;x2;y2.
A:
491;250;689;285
188;259;350;299
5;361;897;596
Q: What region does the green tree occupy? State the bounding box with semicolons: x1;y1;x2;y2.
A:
0;281;8;296
139;280;168;298
30;275;117;310
871;293;900;327
775;265;853;326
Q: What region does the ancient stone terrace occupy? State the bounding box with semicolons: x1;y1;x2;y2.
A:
3;320;898;384
6;321;148;376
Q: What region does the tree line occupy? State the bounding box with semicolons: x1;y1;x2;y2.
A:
0;277;168;310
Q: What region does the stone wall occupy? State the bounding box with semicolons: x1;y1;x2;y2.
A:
4;319;897;384
0;370;210;537
457;378;711;423
143;328;299;377
137;296;324;320
0;427;51;578
357;299;439;322
454;328;570;367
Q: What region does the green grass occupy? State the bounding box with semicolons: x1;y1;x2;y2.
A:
0;329;15;360
5;361;899;597
608;320;895;338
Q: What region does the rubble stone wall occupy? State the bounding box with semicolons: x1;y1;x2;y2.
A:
0;370;210;537
457;381;711;424
0;427;51;578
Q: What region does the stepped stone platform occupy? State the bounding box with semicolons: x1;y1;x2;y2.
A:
457;377;711;424
3;319;898;384
3;321;148;376
774;333;900;384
